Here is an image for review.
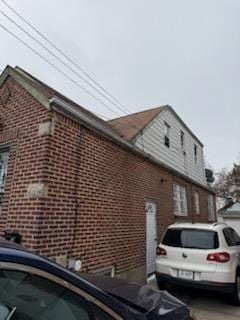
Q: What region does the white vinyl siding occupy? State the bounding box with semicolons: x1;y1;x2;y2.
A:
135;109;206;185
173;183;188;216
194;191;200;215
208;194;215;222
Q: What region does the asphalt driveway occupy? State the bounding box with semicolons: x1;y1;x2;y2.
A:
148;275;240;320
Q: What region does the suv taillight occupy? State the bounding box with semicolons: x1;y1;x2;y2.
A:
156;247;167;256
207;252;230;263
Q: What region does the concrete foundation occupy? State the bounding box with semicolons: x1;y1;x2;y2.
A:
115;264;146;285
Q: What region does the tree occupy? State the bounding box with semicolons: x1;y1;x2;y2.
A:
214;164;240;202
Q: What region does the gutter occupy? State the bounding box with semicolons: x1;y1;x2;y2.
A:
49;96;215;194
219;211;240;218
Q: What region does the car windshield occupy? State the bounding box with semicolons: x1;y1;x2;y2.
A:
162;228;219;249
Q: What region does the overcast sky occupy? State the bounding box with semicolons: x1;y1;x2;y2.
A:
0;0;239;171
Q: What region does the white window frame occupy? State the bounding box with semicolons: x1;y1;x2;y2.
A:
0;149;9;205
194;191;200;215
207;194;215;222
173;183;188;216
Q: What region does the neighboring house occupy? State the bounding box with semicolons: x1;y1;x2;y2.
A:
0;65;216;283
218;202;240;235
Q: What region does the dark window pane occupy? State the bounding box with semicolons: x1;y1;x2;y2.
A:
162;229;219;249
223;228;240;246
164;136;170;147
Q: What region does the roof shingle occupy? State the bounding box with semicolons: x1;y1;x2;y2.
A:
107;106;166;141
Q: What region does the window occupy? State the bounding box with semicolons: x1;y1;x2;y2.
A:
223;228;240;247
180;131;185;149
162;229;219;249
164;122;170;147
194;144;197;162
173;183;188;216
0;150;9;205
0;269;114;320
194;191;200;215
207;194;215;222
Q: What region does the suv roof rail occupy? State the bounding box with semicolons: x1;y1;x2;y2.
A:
212;222;227;227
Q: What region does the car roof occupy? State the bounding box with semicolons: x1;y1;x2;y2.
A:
167;222;228;231
0;240;128;318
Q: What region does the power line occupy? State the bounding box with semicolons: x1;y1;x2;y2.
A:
0;24;165;161
0;23;125;119
0;4;165;150
0;23;164;156
0;9;138;121
0;0;164;142
0;0;143;126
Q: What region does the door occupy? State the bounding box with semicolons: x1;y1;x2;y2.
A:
146;201;157;275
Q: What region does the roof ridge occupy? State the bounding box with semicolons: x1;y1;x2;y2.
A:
108;105;168;122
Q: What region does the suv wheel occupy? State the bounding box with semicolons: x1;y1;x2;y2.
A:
157;279;166;290
231;271;240;306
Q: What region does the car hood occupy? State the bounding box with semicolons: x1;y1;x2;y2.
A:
81;274;190;319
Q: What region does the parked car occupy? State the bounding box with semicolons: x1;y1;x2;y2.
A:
0;240;190;320
156;222;240;305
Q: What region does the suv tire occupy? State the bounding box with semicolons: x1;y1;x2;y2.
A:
157;279;166;290
231;270;240;306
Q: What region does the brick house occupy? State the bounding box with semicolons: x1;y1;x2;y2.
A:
0;66;216;283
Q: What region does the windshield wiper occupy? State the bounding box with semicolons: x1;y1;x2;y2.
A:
6;306;16;320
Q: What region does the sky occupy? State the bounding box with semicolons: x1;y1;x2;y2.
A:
0;0;239;171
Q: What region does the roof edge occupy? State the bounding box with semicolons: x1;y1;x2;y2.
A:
107;105;167;123
0;65;50;110
131;105;169;142
167;106;204;147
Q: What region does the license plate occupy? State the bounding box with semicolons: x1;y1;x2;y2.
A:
178;270;193;280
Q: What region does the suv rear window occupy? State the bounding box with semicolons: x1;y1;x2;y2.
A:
162;228;219;249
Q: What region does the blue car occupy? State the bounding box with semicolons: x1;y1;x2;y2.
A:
0;240;190;319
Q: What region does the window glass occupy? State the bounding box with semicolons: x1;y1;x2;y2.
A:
194;191;200;215
223;228;240;246
173;183;188;216
0;269;113;320
194;144;197;162
164;122;170;147
180;131;185;149
207;194;215;222
162;229;219;249
0;150;9;205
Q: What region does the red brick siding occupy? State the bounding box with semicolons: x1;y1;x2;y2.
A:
0;77;51;248
37;112;215;274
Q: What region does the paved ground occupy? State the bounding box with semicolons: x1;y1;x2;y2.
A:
148;275;240;320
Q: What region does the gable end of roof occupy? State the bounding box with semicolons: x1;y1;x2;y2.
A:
0;66;50;110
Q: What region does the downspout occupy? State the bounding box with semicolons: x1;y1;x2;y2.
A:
68;125;84;262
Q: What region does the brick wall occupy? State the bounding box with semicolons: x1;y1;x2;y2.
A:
0;76;216;281
38;111;215;276
0;77;51;249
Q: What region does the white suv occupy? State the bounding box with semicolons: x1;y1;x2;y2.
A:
156;222;240;305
